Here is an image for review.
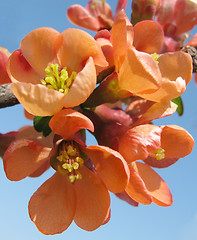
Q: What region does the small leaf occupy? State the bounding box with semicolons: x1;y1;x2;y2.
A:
33;116;52;137
172;96;183;116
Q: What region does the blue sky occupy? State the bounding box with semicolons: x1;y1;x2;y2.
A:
0;0;197;240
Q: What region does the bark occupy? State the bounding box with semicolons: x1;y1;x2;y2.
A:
0;84;19;108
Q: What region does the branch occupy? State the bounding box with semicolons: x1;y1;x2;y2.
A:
0;47;196;110
0;84;19;108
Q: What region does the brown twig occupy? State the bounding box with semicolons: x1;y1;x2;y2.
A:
0;83;19;108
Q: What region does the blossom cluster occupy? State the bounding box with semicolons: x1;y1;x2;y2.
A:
0;0;196;235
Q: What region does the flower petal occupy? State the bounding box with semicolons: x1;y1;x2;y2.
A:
161;125;194;158
158;51;193;86
134;162;173;206
84;145;130;193
20;27;61;76
125;164;153;205
67;5;100;31
133;20;164;53
29;172;76;234
111;10;133;70
144;156;178;168
3;139;51;181
62;57;96;108
115;191;139;206
11;82;65;116
16;126;54;148
133;101;177;126
119;124;162;162
138;76;186;102
119;47;161;95
49;109;94;140
74;167;110;231
58;28;108;73
0;47;11;84
7;50;41;84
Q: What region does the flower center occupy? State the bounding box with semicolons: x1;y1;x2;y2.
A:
149;147;165;160
91;0;106;15
40;64;76;95
51;141;84;183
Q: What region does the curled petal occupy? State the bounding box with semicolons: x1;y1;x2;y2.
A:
134;162;173;206
62;57;96;108
29;173;76;234
115;192;139;206
95;30;114;68
11;82;65;116
58;28;108;73
119;124;162;162
125;164;153;205
0;47;11;84
111;10;134;70
84;145;130;193
74;167;110;231
133;101;177;126
3;139;51;181
20;27;61;76
133;20;164;53
7;50;41;84
138;76;186;102
161;125;194;158
144;156;179;168
158;51;193;86
49;109;94;140
119;47;161;95
67;5;100;31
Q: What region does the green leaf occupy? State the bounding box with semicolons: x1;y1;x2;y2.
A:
172;96;184;116
33;116;52;137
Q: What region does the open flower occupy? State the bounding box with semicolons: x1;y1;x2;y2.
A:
67;0;128;31
88;109;194;207
3;109;129;234
94;10;192;105
8;27;108;116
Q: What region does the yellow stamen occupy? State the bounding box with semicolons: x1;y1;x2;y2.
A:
40;64;76;95
149;147;165;160
151;53;160;64
51;141;84;183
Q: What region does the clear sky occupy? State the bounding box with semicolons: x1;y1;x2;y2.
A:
0;1;197;240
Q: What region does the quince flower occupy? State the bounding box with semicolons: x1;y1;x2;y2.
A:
8;27;108;116
119;124;194;206
3;109;129;234
94;10;192;105
88;109;194;206
0;47;11;84
67;0;128;31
